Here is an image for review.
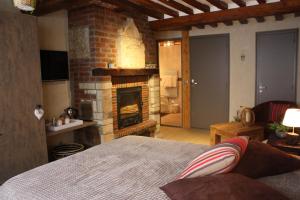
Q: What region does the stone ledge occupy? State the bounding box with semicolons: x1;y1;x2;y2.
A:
114;120;157;139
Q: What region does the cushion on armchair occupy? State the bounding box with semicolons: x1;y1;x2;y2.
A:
269;102;294;122
253;101;296;124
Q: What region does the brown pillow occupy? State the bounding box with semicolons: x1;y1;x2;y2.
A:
160;173;288;200
233;141;300;178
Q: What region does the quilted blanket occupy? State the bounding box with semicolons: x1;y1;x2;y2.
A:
0;136;299;200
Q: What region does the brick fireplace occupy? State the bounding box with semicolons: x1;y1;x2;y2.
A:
68;5;160;143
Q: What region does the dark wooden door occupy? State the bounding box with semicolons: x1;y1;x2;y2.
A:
0;13;48;184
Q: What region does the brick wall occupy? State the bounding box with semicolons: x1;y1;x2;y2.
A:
68;5;157;108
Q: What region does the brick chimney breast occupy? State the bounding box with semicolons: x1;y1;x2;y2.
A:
116;18;145;69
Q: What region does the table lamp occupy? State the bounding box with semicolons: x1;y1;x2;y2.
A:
282;108;300;145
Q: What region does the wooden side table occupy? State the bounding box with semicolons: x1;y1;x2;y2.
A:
210;122;264;145
268;134;300;156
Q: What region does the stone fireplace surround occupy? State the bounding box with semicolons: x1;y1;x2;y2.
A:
78;74;160;143
68;5;160;143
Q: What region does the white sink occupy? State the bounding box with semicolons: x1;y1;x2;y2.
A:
47;119;83;132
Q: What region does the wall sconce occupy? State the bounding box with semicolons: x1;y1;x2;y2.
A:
163;41;174;47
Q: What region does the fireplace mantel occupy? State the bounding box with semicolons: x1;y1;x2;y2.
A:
92;68;159;77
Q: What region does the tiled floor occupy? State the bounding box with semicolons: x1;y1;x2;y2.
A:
156;126;210;145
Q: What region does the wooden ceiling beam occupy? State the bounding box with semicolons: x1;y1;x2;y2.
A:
256;0;266;22
256;16;265;22
207;0;228;10
103;0;164;19
182;0;210;12
207;0;233;26
195;24;205;29
232;0;248;24
158;0;194;15
223;21;233;26
257;0;266;4
128;0;179;17
150;0;300;31
232;0;246;7
275;14;284;20
209;23;218;28
35;0;95;16
239;19;248;24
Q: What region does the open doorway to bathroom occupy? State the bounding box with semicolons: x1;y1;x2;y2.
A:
158;40;182;127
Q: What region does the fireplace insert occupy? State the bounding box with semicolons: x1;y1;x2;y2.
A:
117;87;143;129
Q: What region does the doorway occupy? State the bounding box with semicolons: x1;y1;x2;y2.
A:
190;34;230;129
256;29;298;105
159;40;183;127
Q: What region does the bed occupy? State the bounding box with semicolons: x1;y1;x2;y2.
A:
1;136;300;200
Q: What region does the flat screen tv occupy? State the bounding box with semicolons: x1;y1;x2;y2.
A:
40;50;69;81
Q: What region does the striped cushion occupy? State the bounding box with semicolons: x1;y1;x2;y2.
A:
269;103;291;122
177;137;248;179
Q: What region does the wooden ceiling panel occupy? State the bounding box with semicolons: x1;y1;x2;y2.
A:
206;0;234;26
232;0;246;7
128;0;179;17
103;0;164;19
232;0;249;24
150;0;300;31
207;0;228;10
182;0;210;12
158;0;194;15
35;0;300;31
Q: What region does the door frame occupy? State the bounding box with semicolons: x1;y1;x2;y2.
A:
157;38;184;127
189;33;230;127
255;29;298;105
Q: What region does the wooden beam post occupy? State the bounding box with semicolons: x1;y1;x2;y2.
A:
182;30;191;129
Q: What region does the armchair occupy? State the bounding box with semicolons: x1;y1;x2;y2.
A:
252;101;297;138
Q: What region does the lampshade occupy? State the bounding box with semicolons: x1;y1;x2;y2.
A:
282;108;300;127
13;0;36;11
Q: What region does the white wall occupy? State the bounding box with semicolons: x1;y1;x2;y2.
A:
37;10;71;120
156;14;300;121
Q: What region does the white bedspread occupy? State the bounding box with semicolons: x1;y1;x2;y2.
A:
0;136;299;200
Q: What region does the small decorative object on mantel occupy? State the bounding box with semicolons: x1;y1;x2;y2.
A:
240;107;255;127
107;60;115;69
282;108;300;145
13;0;36;11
